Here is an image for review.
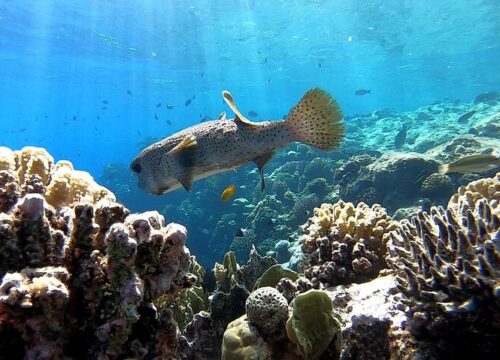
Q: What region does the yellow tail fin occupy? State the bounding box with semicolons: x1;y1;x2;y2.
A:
285;88;344;151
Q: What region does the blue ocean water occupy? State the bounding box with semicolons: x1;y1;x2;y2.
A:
1;1;499;266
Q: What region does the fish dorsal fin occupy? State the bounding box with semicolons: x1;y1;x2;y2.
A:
253;151;275;192
222;90;258;127
168;135;198;155
168;135;198;191
218;111;227;120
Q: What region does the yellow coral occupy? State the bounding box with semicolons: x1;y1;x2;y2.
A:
45;161;115;208
14;146;54;185
448;172;500;216
222;315;274;360
304;201;397;246
0;146;16;173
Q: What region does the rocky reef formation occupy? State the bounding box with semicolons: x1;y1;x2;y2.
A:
0;146;196;359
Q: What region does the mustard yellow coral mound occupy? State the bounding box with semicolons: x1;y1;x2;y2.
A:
45;160;115;209
448;172;499;216
15;146;54;186
221;315;274;360
302;201;397;252
0;146;115;209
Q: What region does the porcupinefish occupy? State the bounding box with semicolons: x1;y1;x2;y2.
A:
130;88;344;195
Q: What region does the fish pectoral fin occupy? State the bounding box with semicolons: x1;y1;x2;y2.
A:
221;90;258;127
253;151;275;192
177;171;194;192
168;135;198;155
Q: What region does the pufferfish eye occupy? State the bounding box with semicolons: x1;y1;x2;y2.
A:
132;163;142;174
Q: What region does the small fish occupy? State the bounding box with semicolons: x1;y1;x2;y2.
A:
201;72;204;77
185;98;192;106
97;115;101;120
439;153;500;174
192;94;196;100
73;116;77;121
166;120;172;125
166;104;174;109
130;88;344;195
248;111;258;117
457;110;477;124
155;113;159;120
156;103;162;108
220;184;236;202
127;90;132;95
19;128;27;132
267;77;271;83
318;62;322;68
394;124;408;150
264;58;268;64
355;89;372;96
102;107;107;110
102;100;109;104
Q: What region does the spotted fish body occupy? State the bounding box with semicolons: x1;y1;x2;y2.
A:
131;89;344;195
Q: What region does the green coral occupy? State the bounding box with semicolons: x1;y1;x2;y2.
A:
286;290;341;360
253;264;298;290
214;251;241;293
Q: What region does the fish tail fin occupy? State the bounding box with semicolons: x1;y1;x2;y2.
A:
438;164;449;175
285;88;344;151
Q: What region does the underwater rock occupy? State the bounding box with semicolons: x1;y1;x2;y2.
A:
299;201;397;287
0;146;195;359
327;274;412;360
274;239;291;263
386;172;500;358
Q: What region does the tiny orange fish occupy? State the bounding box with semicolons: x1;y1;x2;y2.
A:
220;184;236;202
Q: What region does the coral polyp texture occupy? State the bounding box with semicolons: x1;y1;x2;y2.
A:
0;146;195;359
386;172;500;358
299;201;398;287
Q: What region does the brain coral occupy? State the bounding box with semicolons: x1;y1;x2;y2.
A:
300;201;398;287
245;286;289;342
0;146;195;359
386;172;500;358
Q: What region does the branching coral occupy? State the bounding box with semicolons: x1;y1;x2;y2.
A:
300;201;398;287
386;172;500;358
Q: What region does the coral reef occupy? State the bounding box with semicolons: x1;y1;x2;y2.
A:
386;172;500;358
299;201;397;287
0;147;196;359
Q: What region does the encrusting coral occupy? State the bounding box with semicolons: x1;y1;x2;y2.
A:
0;146;196;359
299;201;398;287
386;172;500;358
